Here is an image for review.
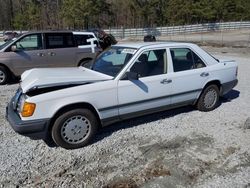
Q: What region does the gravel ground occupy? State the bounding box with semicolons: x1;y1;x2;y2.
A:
0;46;250;188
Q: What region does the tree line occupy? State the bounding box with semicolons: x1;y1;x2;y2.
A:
0;0;250;31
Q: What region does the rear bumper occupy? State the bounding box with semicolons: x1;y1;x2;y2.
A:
221;79;238;95
6;99;50;140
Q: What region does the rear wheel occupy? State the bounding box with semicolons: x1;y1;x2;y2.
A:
79;59;92;68
51;108;98;149
0;65;9;85
196;84;219;112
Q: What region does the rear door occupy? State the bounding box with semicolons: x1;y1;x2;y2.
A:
5;33;47;76
44;32;77;67
168;47;209;104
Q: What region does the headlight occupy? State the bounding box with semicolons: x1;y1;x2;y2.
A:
17;94;25;113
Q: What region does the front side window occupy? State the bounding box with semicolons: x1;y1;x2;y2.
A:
170;48;206;72
15;34;42;51
92;47;136;77
130;49;167;78
1;39;15;51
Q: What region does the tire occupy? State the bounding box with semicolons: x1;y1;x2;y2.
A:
79;59;92;68
0;65;9;85
51;108;98;149
196;84;219;112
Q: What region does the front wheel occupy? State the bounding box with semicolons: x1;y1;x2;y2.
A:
196;84;219;112
51;108;98;149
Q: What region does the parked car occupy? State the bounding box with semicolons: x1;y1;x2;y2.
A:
88;29;117;50
3;31;19;42
144;34;156;42
0;31;100;85
6;42;238;149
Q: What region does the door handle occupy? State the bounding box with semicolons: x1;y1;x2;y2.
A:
37;53;45;57
48;52;56;56
200;72;209;77
161;79;172;84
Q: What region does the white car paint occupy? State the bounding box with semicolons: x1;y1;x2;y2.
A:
20;67;113;93
15;42;238;124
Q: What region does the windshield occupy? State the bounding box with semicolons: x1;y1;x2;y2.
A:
92;46;136;77
0;38;15;50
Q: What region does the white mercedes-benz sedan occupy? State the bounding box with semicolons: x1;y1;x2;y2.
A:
6;42;238;149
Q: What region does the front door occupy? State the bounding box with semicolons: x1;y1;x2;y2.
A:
6;33;47;75
118;48;172;118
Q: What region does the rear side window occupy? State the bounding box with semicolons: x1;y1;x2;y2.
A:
74;34;95;46
170;48;206;72
45;33;75;49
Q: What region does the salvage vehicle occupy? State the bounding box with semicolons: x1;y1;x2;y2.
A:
3;31;19;42
0;31;100;85
87;29;117;50
6;42;238;149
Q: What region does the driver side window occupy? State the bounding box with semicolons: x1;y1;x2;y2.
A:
130;49;167;78
15;34;42;51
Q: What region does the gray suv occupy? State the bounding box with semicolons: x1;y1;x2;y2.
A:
0;31;99;84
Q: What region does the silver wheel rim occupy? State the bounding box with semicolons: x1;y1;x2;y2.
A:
203;88;217;109
0;70;6;83
61;115;91;144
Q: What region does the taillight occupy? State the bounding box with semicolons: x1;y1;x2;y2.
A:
236;67;238;77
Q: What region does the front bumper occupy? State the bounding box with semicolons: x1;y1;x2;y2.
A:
6;98;50;140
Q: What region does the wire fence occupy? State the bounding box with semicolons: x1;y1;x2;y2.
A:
1;21;250;47
104;21;250;39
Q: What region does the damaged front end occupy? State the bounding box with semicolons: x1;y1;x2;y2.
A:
25;81;92;97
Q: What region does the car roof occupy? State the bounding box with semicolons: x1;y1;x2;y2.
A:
20;31;95;35
4;31;15;34
72;31;95;35
113;42;198;49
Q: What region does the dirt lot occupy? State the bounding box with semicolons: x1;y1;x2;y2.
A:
0;40;250;187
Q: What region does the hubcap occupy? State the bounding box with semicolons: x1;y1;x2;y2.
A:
203;89;217;109
61;115;91;144
0;70;6;83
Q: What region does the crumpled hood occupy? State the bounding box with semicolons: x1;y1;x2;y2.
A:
20;67;113;93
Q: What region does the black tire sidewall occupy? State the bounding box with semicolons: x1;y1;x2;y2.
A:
197;85;219;112
52;108;98;149
79;59;92;68
0;66;9;85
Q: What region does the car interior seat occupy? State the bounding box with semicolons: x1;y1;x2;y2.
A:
149;51;166;76
130;54;149;77
186;51;195;69
171;50;180;72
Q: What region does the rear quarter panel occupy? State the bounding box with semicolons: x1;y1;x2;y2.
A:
205;61;238;86
75;47;98;64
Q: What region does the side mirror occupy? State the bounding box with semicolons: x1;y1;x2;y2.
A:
11;45;18;52
126;71;139;80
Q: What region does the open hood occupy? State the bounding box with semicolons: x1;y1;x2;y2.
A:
20;67;113;94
